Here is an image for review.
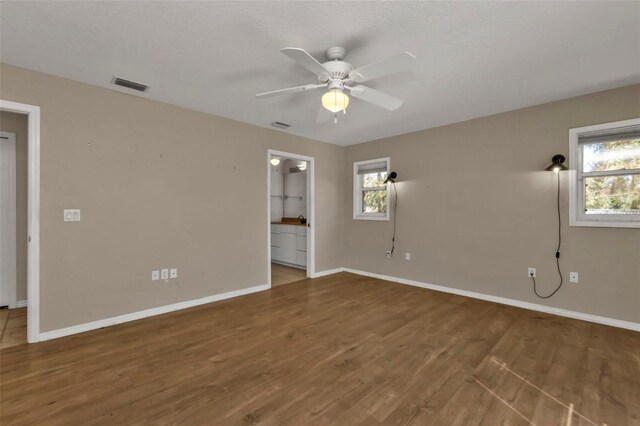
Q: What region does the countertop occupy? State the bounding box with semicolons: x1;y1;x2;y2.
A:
271;217;307;227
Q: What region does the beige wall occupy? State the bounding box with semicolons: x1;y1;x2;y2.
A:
0;64;345;332
344;84;640;323
1;61;637;333
0;111;28;302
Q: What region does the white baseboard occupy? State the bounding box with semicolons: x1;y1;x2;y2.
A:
39;283;270;342
16;299;27;308
310;267;345;278
343;268;640;332
34;267;639;343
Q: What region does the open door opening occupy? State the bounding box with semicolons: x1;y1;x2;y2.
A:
267;150;314;288
1;100;41;344
0;120;26;347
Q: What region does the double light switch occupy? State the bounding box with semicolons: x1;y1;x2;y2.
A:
64;209;81;222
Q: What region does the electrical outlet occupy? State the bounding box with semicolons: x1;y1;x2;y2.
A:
170;268;177;279
528;267;536;278
570;272;579;283
151;270;160;281
161;269;169;280
405;252;411;261
386;251;392;258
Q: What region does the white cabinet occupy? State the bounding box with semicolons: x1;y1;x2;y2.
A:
281;232;297;262
296;250;307;267
296;235;306;251
271;224;307;268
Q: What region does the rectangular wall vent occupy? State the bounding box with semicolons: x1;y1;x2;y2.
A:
271;121;291;129
113;76;149;92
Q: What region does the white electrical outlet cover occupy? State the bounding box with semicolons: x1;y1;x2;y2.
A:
570;272;579;283
170;268;177;279
405;253;411;261
528;268;536;278
152;270;160;281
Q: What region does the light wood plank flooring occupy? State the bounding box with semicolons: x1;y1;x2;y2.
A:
0;307;27;349
1;273;638;425
271;262;307;287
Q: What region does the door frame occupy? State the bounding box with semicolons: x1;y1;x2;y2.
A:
267;149;315;287
0;100;41;343
0;131;17;309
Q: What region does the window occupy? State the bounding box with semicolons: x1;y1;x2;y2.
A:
353;158;390;220
569;118;640;228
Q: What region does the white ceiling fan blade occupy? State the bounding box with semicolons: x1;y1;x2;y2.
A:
316;106;333;123
256;83;326;98
281;47;330;80
349;52;416;83
348;85;403;111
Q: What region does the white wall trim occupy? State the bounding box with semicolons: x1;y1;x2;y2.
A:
39;283;269;342
32;264;639;342
0;100;41;343
343;268;640;332
309;267;345;278
267;149;315;288
16;299;27;308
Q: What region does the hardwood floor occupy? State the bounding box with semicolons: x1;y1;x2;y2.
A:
0;307;27;349
1;273;638;425
271;262;307;287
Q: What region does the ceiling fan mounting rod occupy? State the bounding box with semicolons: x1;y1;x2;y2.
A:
325;46;346;61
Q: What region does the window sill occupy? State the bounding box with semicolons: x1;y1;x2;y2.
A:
570;218;640;228
353;215;390;221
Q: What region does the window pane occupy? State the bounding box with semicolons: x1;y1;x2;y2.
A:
583;138;640;172
362;172;387;188
585;174;640;215
362;190;387;213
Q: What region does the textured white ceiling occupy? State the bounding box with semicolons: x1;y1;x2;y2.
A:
1;1;639;146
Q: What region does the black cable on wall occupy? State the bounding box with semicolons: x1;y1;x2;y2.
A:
390;181;398;256
530;171;564;298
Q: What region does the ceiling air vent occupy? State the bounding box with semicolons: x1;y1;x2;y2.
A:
112;76;149;92
271;121;291;129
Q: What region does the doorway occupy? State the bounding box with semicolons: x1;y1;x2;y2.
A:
267;150;315;287
0;127;25;347
0;100;40;344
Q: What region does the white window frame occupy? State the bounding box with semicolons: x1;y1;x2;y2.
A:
569;118;640;228
353;157;390;221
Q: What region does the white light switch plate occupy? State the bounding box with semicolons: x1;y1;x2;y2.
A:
64;209;81;222
161;269;169;280
151;270;160;281
170;268;177;279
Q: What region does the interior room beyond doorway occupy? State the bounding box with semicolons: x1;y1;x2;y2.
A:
270;154;309;287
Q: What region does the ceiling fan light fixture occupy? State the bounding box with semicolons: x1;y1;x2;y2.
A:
322;89;349;113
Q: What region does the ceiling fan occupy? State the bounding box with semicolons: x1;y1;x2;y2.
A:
256;46;416;123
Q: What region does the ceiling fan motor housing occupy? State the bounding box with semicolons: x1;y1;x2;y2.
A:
318;60;353;82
